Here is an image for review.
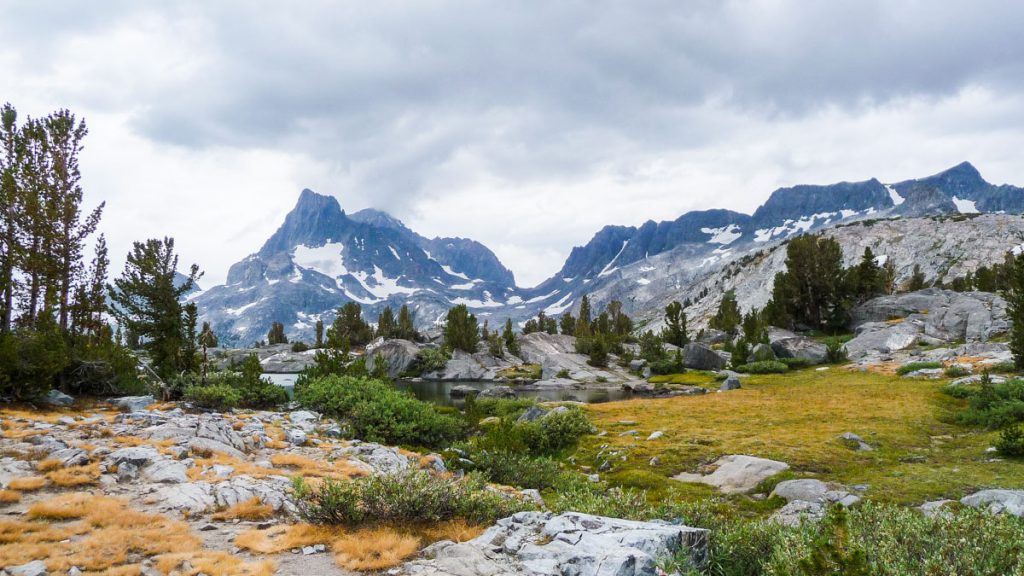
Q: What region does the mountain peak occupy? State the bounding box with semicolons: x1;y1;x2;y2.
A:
293;188;343;215
349;208;409;232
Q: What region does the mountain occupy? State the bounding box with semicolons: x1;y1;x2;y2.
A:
196;162;1024;344
194;190;515;345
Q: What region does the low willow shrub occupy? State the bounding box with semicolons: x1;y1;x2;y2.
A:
895;361;943;376
295;375;464;448
945;376;1024;429
183;383;241;411
461;449;562;490
778;357;812;369
291;471;533;526
182;365;287;410
733;361;789;374
474;407;594;456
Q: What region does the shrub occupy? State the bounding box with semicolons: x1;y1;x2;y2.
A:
405;347;449;376
825;337;849;364
649;350;685;375
474;407;594;457
779;357;812;369
548;478;653;520
183;383;241;410
996;424;1024;457
895;361;944;376
0;320;69;401
292;471;533;526
291;341;310;353
295;375;464;447
556;368;571;379
953;377;1024;429
733;360;789;374
944;365;971;378
464;450;562;489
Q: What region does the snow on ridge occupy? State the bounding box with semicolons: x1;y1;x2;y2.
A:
952;196;979;214
544;292;574;316
388;246;401;260
525;289;560;304
292;242;347;279
598;240;629;277
885;184;905;206
637;278;651;286
225;299;263;317
701;224;742;245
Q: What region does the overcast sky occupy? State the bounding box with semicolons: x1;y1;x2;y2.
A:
3;1;1023;287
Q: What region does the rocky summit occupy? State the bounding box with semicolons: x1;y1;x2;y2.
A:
196;163;1024;345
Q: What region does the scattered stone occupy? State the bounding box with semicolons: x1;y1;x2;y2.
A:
285;428;307;446
8;560;47;576
770;337;828;365
672;455;789;494
116;462;139;482
920;499;954;518
618;430;638;437
142;459;189;484
771;500;826;527
516;406;546;423
960;489;1024;517
199;524;219;531
48;448;90;468
108;395;155;413
478;386;517;399
837;432;874;452
647;431;663;441
43;389;74;407
649;457;659;466
720;376;741;391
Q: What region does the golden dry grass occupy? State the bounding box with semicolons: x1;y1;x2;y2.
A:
269;452;368;479
333;527;420;571
211;497;274;521
582;368;1024;504
410;519;486;544
8;476;47;491
7;491;275;574
0;490;21;504
185;453;280;482
47;462;100;487
35;458;64;472
235;523;340;554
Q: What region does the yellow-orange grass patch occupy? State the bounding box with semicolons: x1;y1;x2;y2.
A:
0;490;20;504
235;523;339;554
47;462;100;487
185;453;279;482
8;476;47;491
211;497;274;521
333;527;420;571
270;453;368;480
11;492;273;574
36;458;64;472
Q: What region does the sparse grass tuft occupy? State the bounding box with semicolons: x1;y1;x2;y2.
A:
235;523;339;554
8;476;47;491
47;462;100;487
35;458;63;472
270;452;368;480
0;490;21;504
333;527;420;571
211;497;274;521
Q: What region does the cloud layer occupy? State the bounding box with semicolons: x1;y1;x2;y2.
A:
3;1;1023;286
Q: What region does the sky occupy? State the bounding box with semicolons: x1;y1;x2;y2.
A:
2;1;1023;288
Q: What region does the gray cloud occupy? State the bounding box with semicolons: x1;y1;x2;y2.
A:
1;0;1022;286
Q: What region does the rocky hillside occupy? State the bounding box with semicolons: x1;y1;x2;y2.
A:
197;162;1024;343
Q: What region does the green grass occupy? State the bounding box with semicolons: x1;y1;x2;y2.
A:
647;371;720;386
575;368;1023;506
896;361;944;375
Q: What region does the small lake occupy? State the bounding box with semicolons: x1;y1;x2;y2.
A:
263;373;633;406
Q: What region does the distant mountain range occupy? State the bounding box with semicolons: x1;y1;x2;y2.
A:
194;162;1024;345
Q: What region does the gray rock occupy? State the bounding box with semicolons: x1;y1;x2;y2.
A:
673;455;789;494
346;444;411;474
920;499;954;518
771;479;860;509
449;385;478;398
8;560;47;576
647;431;663;441
365;339;421;378
143;459;189;484
843;321;921;359
698;328;729;345
188;438;247;460
43;389;74;407
682;342;728;371
628;359;647;371
288;410;320;431
107;446;161;468
837;432;874;451
747;343;776;363
285;429;307;446
47;448;89;468
950;374;1007;386
851;289;1008;343
960;489;1024;517
117;462;139;482
720;376;741;391
770;500;826;527
478;386;516;399
426;349;489;381
402;511;708;576
516;406;547;423
109;395;155;412
770;337;828;364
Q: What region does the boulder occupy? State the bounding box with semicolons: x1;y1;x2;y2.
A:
720;376;742;391
747;343;776;363
365;339;421;379
771;479;861;509
259;350;315;373
849;289;1008;345
143;459;189;484
516;406;547;423
426;350;488;381
960;489;1024;517
187;438;247;460
288;410;320;432
698;328;729;345
109;395;155;413
770;500;826;527
449;385;478;398
842;321;921;359
478;386;517;399
47;448;89;468
672;455;789;494
681;343;728;371
43;389;74;407
770;337;828;364
837;432;874;451
402;511;709;576
8;560;48;576
285;429;307;446
106;447;161;468
344;443;411;474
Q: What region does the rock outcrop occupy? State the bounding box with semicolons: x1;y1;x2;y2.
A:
672;455;789;494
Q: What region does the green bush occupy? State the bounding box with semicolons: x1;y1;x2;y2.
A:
944;365;971;378
996;424;1024;457
896;361;943;375
649;351;686;375
0;319;69;401
952;376;1024;428
778;357;812;369
292;471;534;526
825;337;849;364
295;375;464;447
463;449;562;489
291;341;310;353
556;368;571;379
183;383;242;410
404;347;449;376
473;406;594;457
733;360;789;374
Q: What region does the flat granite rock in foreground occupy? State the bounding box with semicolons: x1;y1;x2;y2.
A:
403;511;709;576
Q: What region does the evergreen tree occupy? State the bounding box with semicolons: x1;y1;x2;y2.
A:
710;290;742;335
544;316;558;335
395;304;420;341
198;322;218;348
766;235;850;332
0;104;20;334
881;257;897;295
502;318;521;357
182;302;199;373
607;300;632;336
522;318;540;334
377;306;396;339
576;295;592;335
443;304;479;353
327;302;373;347
486;331;504;358
741;308;769;345
559;312;576;336
852;247;883;300
662;301;689;347
638;330;665;362
588;335;609;367
481;319;490;341
907;264;927;291
1007;255;1024;370
108;237;201;379
314;319;324;348
267;321;288;345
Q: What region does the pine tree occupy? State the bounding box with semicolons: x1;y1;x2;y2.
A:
881;257;897;295
267;321;288;345
502;318;521;357
481;319;490;341
198;322;218;348
182;302;199;373
710;290;742;335
395;304;420;341
377;306;396;339
544;316;558;335
559;312;576;336
327;302;373;347
588;335;609;367
576;295;592;335
741;308;769;344
443;304;479;353
0;104;20;333
907;264;926;291
853;247;883;300
1007;255;1024;370
314;319;324;348
108;237;201;379
662;301;689;347
766;235;850;331
522;318;539;334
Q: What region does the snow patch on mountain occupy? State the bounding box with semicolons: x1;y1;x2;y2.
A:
598;240;629;277
885;184;905;206
701;224;742;245
952;196;979;214
292;243;346;278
